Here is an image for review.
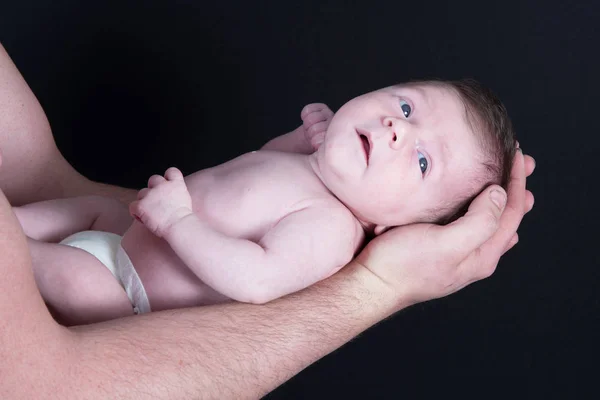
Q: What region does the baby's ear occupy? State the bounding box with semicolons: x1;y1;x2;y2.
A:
373;225;390;236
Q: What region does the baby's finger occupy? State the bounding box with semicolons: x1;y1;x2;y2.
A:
137;188;150;200
310;132;326;150
303;111;331;127
306;121;330;136
320;106;334;120
129;201;143;221
148;174;166;188
301;103;329;119
165;167;184;181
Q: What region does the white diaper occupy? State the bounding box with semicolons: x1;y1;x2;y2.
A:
59;231;151;314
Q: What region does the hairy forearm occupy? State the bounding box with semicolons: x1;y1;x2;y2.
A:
261;126;314;154
165;213;269;302
66;262;397;400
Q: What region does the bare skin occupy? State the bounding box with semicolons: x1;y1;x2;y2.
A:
13;83;504;325
12;105;350;323
0;42;535;399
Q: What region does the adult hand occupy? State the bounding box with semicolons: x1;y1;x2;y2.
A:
355;150;535;311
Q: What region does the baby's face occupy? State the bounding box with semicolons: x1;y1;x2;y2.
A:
312;83;484;231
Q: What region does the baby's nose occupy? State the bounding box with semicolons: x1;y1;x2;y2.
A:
382;117;411;149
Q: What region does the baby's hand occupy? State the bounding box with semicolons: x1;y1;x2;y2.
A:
301;103;334;151
129;167;193;238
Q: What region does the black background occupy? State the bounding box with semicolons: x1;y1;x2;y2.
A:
1;0;599;398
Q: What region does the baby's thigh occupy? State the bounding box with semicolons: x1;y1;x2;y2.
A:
91;196;134;235
28;239;133;325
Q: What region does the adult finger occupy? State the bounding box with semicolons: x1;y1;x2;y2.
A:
436;184;507;263
460;150;527;276
524;154;535;177
483;150;526;250
526;190;535;213
502;233;519;255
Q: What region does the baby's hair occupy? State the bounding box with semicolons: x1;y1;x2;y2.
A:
412;78;517;225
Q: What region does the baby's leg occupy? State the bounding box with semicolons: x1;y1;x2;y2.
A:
13;195;132;242
28;238;134;326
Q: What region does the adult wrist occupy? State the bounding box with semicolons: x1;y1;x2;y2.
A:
335;261;412;323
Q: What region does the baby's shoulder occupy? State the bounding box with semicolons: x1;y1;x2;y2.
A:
293;198;363;240
298;201;365;263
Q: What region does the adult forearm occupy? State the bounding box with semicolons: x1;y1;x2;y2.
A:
67;262;396;400
0;43;137;207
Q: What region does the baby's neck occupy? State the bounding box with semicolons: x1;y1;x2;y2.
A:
306;153;375;235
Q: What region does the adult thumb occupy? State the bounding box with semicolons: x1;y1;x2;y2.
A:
441;185;506;260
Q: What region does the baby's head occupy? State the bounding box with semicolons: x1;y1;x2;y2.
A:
311;78;516;234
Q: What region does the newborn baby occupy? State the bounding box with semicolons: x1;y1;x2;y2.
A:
13;78;516;325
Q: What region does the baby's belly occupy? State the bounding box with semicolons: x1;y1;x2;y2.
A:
121;221;231;311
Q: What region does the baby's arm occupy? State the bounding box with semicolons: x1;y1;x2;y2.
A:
129;168;359;303
13;195;132;242
261;103;333;154
166;205;358;303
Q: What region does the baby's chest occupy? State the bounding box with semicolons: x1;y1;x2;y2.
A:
189;161;314;241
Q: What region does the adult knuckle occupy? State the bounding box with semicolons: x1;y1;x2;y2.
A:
482;210;499;232
479;263;496;279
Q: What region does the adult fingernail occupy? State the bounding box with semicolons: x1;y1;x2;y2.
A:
516;140;520;148
490;189;507;210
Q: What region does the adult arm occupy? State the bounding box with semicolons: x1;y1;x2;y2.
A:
0;41;537;399
0;43;137;206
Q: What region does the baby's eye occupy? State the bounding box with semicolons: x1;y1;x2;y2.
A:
417;151;428;175
399;100;412;118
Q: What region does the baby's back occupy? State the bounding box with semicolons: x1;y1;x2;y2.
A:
121;150;362;311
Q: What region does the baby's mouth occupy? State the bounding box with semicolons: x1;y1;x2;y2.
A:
358;132;371;164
